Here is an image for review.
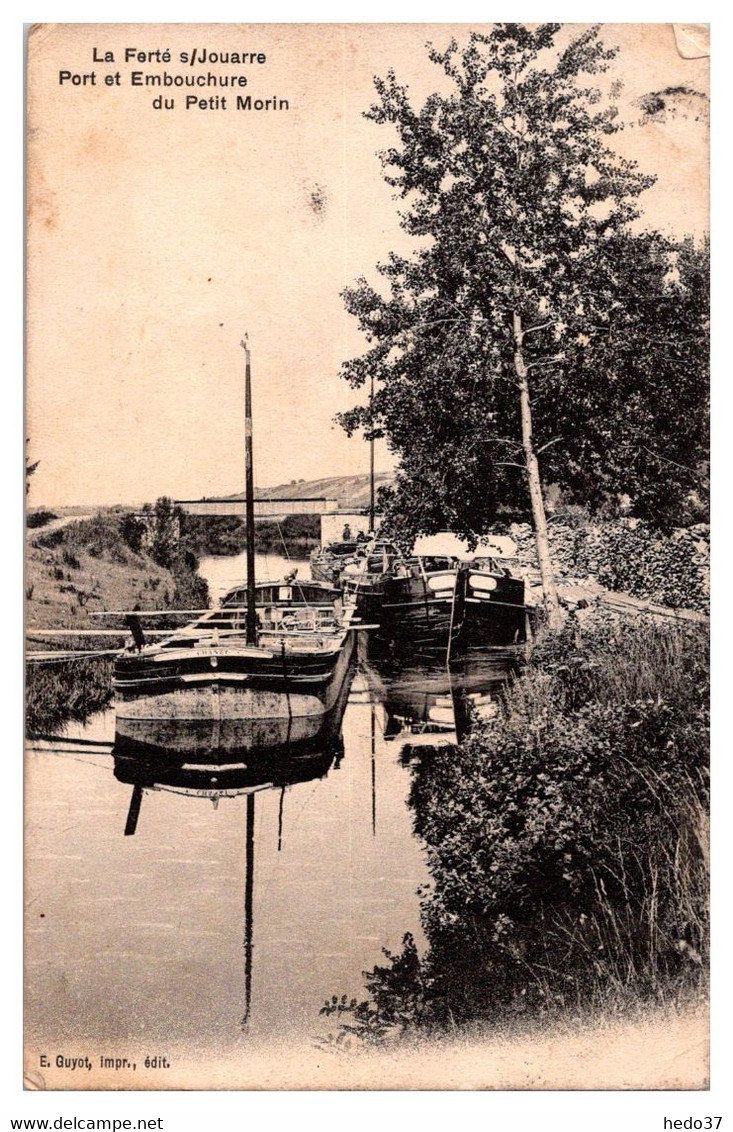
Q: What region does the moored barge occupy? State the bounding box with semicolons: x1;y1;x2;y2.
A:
114;578;356;726
114;340;356;731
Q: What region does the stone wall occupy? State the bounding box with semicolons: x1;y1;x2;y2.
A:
507;518;709;613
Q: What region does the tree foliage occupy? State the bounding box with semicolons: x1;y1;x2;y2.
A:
338;24;708;542
26;439;40;496
545;233;709;529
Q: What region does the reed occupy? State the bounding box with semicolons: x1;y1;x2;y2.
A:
321;614;709;1043
26;653;115;737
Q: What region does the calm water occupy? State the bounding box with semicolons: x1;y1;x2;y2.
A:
199;548;301;602
25;552;515;1076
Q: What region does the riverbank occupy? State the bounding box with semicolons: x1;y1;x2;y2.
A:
27;514;179;630
322;610;709;1049
25;509;209;735
318;999;708;1090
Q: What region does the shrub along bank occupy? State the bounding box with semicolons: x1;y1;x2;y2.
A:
26;654;116;737
27;509;58;529
182;513;320;558
322;614;709;1045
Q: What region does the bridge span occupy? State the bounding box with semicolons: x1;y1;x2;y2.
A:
175;497;339;518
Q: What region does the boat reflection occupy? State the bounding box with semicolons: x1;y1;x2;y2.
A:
111;656;356;1028
360;649;519;746
113;659;354;828
113;733;342;800
112;714;349;1029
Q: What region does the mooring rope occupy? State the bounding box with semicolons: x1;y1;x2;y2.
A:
26;647;123;663
275;515;314;610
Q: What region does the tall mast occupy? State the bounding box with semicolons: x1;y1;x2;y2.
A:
241;338;257;645
369;373;375;533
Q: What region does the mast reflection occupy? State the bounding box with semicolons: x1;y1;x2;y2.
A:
243;792;254;1026
112;738;343;1032
111;656;355;1031
359;650;517;748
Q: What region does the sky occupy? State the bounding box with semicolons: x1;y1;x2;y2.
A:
26;22;709;508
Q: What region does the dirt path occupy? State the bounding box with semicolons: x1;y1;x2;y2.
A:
26;513;94;539
340;1001;708;1090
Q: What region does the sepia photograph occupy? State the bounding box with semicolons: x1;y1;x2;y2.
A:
24;21;709;1093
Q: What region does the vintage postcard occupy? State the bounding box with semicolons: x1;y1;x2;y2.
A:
25;23;709;1091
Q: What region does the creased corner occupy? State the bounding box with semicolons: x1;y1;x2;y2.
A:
673;24;710;59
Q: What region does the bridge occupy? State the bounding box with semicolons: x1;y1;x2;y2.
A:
175;497;340;518
174;495;376;545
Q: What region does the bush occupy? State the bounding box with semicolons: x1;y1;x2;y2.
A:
410;650;708;1021
27;510;57;529
36;511;132;563
121;512;147;553
170;557;209;612
576;521;709;611
322;615;709;1042
510;518;709;613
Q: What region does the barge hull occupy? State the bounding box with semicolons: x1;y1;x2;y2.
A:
115;632;355;722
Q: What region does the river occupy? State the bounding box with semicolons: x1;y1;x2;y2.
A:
24;551;516;1087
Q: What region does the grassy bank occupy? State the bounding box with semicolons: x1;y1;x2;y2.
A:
26;654;115;737
316;1000;707;1088
321;613;709;1045
26;506;209;736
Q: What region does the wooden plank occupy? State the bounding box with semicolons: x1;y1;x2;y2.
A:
26;628;174;637
90;609;212;617
525;581;709;624
598;591;709;623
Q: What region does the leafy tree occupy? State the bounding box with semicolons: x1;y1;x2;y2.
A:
150;496;182;569
544;232;709;529
121;511;147;554
133;497;209;610
26;439;39;495
339;24;663;627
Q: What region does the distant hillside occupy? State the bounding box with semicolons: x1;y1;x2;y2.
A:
222;473;394;512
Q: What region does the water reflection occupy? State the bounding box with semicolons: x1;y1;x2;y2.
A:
113;739;343;807
113;737;344;1029
110;650;358;1028
26;617;520;1058
362;647;520;747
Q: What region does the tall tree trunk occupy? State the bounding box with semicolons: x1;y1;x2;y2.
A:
513;311;562;630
